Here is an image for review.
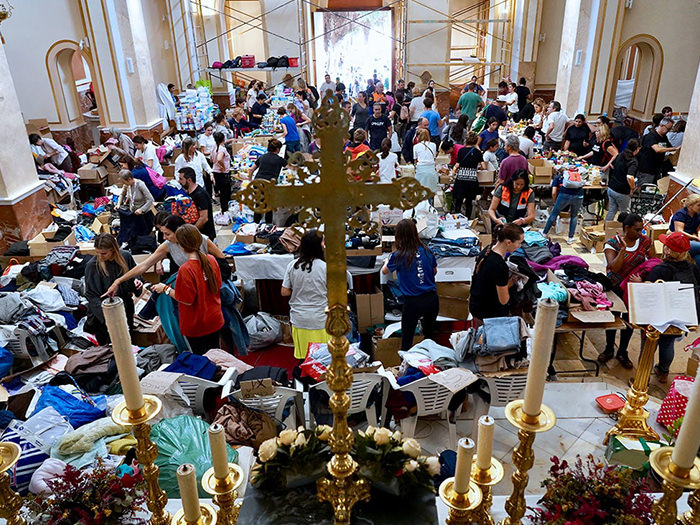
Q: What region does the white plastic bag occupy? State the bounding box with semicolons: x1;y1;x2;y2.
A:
404;201;439;239
244;312;283;351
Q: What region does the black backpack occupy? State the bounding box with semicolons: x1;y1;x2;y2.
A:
232;56;242;68
277;55;289;68
266;56;279;69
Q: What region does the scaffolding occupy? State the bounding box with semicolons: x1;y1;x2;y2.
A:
189;0;516;93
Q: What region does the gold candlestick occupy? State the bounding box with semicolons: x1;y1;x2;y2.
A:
202;463;245;525
471;458;505;525
171;504;218;525
678;488;700;524
438;477;483;524
648;447;700;525
112;395;171;525
0;442;25;525
499;400;556;525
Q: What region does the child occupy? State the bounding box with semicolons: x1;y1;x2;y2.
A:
483;138;500;172
377;138;399;183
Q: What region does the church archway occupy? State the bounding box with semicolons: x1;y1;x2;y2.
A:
45;41;104;128
611;35;663;121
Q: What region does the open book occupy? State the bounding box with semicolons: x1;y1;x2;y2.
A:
628;282;698;328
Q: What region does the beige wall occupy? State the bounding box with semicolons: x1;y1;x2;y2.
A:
1;0;85;126
534;0;564;89
141;0;179;89
619;0;700;114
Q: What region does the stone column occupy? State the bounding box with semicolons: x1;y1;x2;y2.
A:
676;63;700;179
166;0;200;91
0;40;51;252
511;0;542;87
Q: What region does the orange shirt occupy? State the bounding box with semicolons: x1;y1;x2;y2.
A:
174;254;224;337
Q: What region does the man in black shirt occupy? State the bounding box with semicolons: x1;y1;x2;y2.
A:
249;94;269;128
514;77;531;112
610;117;638;151
637;117;678;185
178;167;216;240
485;97;508;127
365;103;393;151
247;139;287;223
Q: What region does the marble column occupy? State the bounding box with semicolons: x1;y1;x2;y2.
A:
675;62;700;179
0;40;51;252
166;0;200;91
511;0;543;86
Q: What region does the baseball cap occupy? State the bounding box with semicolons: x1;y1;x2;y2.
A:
658;231;690;253
496;95;508;102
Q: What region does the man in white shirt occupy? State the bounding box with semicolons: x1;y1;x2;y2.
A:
28;134;71;172
544;101;569;151
319;74;336;95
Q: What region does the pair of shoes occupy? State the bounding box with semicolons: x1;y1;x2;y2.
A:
567;237;576;245
653;365;669;384
597;351;614;364
617;354;634;369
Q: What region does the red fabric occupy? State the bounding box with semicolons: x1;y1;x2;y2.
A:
174;254;224;337
657;375;695;435
449;144;464;165
346;143;370;160
619;257;662;305
238;344;298;377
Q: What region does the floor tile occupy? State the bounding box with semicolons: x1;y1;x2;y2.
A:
554;418;594;438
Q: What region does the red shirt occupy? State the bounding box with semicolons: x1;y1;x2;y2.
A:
450;144;465;165
174;254;224;337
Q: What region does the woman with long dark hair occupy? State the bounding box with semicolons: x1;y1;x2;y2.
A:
469;223;524;322
449;114;470;145
211;131;231;212
152;224;224;354
281;230;330;359
85;234;139;344
382;219;439;350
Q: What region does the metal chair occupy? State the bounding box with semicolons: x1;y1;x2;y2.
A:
308;372;387;428
399;376;458;450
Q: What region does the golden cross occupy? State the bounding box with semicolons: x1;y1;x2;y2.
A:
236;92;432;525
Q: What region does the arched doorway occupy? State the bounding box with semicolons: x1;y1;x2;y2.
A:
46;41;104;130
611;35;663;120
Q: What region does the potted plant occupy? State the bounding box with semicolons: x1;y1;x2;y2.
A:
528;455;654;525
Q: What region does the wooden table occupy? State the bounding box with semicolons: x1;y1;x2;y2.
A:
552;316;627;377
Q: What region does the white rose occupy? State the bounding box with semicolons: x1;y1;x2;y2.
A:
365;426;377;438
402;438;422;458
293;433;307;448
424;456;441;477
297;426;306;433
279;429;298;446
317;425;332;441
373;427;392;446
258;438;278;462
391;430;402;442
404;459;419;472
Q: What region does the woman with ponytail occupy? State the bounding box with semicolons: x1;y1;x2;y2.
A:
469;223;524;323
151;224;224;354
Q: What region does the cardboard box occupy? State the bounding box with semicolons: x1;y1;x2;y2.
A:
580;225;607;253
131;318;168;346
235;234;255;244
436;267;471;320
88;147;111;165
604;221;622;239
439;173;454;185
346;246;382;257
687;353;699;378
651;240;664;258
77;163;108;182
97;212;111;225
356;287;384;331
162;164;175;180
77;242;97;255
374;336;424;367
649;223;669;242
477;170;495;184
528;158;554;184
26;118;51;137
106;166;121;186
28;231;76;257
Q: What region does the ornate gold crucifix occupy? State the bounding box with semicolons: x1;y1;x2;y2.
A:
236;92;432;524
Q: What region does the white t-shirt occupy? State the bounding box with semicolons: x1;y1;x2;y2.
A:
408;96;425;122
166;235;209;268
42;138;69;166
413;141;436;166
174;151;212;187
483;150;499;172
505;92;519;114
546;111;569;142
136;143;163;175
246;89;258;110
319;82;336;94
198;133;216;156
519;137;535;159
378;152;399;183
532;113;543;127
282;258;328;330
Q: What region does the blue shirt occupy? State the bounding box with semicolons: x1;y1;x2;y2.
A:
387;245;437;297
421;110;441;136
280;115;300;142
479;129;499;150
670;207;700;234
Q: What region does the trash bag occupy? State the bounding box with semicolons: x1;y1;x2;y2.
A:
244;312;283;351
150;415;238;498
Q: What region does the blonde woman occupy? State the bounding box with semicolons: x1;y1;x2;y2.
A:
669;193;700;267
85;234;139;344
413;128;438;202
577;122;618;172
174;136;213;195
531;98;546;130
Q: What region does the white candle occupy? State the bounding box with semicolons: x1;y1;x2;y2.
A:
102;298;144;412
453;437;475;494
209;423;230;480
522;298;559;417
475;415;495;471
672;378;700;469
177;463;201;522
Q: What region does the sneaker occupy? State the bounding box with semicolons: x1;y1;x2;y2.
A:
567;237;576;245
617;354;634;370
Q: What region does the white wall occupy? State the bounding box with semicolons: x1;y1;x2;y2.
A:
534;0;564;88
1;0;85;126
141;0;179;88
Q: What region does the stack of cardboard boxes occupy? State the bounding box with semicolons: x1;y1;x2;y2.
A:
528;158;555;185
